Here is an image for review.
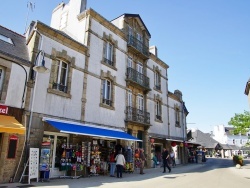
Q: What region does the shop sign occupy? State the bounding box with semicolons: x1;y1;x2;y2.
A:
0;105;8;114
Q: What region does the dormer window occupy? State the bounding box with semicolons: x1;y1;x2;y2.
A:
0;34;13;45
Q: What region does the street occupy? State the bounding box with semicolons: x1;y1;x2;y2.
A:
3;158;250;188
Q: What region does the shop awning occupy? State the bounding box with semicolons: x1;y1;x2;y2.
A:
0;115;25;134
43;118;141;141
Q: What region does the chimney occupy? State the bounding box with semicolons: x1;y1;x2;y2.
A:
80;0;87;13
149;46;158;57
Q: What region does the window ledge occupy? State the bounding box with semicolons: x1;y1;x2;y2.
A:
47;88;71;98
101;60;117;71
99;103;115;110
153;86;162;93
155;118;163;123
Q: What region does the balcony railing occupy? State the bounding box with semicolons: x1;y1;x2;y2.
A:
53;83;67;93
156;115;162;121
127;35;149;57
104;58;114;67
102;98;112;106
126;106;150;125
126;67;150;89
155;84;161;91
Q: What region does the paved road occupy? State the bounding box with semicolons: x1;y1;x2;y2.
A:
2;158;250;188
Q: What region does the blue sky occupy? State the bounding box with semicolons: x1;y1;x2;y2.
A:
1;0;250;133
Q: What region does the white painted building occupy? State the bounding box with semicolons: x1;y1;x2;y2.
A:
0;0;189;181
213;124;250;148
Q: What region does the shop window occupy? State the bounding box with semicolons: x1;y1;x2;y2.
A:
52;59;68;93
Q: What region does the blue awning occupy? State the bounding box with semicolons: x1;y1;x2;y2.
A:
43;118;141;141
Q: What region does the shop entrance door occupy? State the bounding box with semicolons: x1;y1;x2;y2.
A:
43;132;69;178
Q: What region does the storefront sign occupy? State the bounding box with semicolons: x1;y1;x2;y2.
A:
0;105;8;114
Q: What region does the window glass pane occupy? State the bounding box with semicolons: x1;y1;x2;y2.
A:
59;62;68;85
102;80;106;98
54;60;60;83
107;80;111;99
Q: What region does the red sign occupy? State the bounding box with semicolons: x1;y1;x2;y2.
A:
10;135;18;140
0;105;8;114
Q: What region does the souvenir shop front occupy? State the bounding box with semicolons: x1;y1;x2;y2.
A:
41;118;141;178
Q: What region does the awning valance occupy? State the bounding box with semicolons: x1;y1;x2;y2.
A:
43;118;141;142
0;115;25;134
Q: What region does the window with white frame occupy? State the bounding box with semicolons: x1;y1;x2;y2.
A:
136;33;143;52
175;108;180;126
52;59;68;93
156;101;162;121
128;57;133;68
127;90;132;107
137;94;144;111
136;62;143;85
128;26;133;43
155;71;161;90
104;42;114;66
102;79;112;106
127;90;132;119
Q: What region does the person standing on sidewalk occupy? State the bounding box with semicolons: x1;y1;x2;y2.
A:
115;150;126;178
162;148;171;173
140;149;146;174
109;150;116;177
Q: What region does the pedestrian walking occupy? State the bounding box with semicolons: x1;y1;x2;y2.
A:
115;150;126;178
162;148;171;173
139;149;146;174
109;150;116;177
170;150;176;167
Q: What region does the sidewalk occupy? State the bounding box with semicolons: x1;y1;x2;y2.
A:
0;165;177;188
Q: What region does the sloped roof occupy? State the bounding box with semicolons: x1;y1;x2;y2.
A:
0;25;30;64
192;129;220;149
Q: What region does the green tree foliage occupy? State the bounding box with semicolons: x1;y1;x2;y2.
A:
228;111;250;135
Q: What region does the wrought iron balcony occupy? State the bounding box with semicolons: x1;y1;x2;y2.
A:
125;106;150;125
127;35;149;57
126;67;150;90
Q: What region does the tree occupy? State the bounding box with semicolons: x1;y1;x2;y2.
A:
228;110;250;135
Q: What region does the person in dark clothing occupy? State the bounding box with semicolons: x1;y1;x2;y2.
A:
162;148;171;173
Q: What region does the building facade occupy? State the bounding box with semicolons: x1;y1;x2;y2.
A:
0;0;188;183
0;25;29;183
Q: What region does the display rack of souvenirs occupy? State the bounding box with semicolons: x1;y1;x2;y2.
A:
89;140;101;176
134;148;141;171
60;144;83;179
39;142;51;182
124;145;134;173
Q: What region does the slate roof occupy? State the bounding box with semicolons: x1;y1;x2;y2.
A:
191;129;221;149
0;25;30;64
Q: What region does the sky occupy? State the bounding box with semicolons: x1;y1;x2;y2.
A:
1;0;250;133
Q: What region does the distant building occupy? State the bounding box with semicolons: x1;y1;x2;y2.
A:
212;125;249;147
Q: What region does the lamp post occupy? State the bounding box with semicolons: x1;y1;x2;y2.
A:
27;50;49;145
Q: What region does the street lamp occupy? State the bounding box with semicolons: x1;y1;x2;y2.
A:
33;50;49;73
